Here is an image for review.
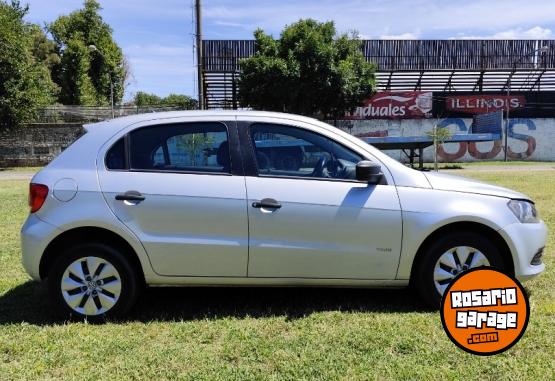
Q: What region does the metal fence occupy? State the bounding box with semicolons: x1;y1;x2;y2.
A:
203;39;555;72
33;105;197;124
202;39;555;108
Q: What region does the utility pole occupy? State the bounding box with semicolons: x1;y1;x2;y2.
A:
195;0;204;110
110;79;114;118
505;66;512;162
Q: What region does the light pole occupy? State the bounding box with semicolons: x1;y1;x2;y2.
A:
195;0;204;110
89;45;115;119
504;45;549;161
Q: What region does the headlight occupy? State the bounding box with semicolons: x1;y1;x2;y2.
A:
508;200;539;223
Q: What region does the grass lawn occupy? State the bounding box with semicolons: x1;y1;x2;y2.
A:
0;167;42;173
0;170;554;380
420;161;555;171
452;160;554;167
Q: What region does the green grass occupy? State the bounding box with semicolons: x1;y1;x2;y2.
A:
422;164;464;170
0;166;42;173
420;161;555;170
458;160;554;167
415;161;554;171
1;171;554;380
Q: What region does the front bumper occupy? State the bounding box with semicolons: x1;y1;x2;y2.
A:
20;214;61;281
498;220;548;281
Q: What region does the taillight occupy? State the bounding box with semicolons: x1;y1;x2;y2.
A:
29;183;49;213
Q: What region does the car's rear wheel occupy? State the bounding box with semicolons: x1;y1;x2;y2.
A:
47;243;140;320
414;232;506;308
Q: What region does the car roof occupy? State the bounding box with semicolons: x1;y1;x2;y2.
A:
84;110;327;134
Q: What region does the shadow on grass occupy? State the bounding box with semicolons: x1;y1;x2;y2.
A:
0;281;430;325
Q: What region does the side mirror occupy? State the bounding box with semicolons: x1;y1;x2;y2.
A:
356;161;383;184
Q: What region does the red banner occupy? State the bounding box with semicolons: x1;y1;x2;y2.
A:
346;91;433;119
446;95;526;114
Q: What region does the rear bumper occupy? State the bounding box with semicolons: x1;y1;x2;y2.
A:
499;220;547;282
20;214;61;281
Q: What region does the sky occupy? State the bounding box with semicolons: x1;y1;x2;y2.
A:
23;0;555;101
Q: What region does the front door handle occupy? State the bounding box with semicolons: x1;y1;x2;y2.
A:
252;198;282;209
115;190;145;202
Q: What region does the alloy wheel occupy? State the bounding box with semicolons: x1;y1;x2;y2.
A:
433;246;490;295
60;256;122;316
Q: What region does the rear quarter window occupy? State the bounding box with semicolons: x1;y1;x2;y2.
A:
105;138;126;170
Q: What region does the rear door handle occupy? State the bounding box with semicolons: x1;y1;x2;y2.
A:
252;198;282;209
115;190;145;202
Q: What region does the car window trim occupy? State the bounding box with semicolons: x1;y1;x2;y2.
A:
236;121;259;177
125;168;234;176
124;133;131;170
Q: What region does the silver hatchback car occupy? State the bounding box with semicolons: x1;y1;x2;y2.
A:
21;111;547;319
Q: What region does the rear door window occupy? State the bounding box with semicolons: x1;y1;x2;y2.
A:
129;123;230;173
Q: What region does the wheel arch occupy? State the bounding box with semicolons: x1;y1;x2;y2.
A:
39;226;145;284
409;221;514;284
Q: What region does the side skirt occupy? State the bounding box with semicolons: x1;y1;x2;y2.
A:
145;277;409;288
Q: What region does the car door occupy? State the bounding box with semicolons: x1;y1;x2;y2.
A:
242;121;403;280
98;120;249;277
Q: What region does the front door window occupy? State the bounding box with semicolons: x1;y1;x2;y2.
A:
250;124;363;180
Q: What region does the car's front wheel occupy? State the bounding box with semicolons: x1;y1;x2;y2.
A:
47;243;140;320
414;232;507;308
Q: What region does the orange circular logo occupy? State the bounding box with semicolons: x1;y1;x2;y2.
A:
440;268;529;356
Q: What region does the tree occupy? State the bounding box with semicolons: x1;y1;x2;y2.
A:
49;0;125;106
426;123;453;171
0;1;57;126
133;92;197;109
134;92;162;106
177;133;214;166
238;19;376;119
121;55;133;98
162;94;198;109
29;24;61;71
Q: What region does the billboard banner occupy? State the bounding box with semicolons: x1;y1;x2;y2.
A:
445;95;526;114
346;91;433;119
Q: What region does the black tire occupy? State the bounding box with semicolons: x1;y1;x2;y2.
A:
47;243;140;321
413;231;506;309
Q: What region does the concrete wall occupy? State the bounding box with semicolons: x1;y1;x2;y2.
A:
335;118;555;162
0;124;84;167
